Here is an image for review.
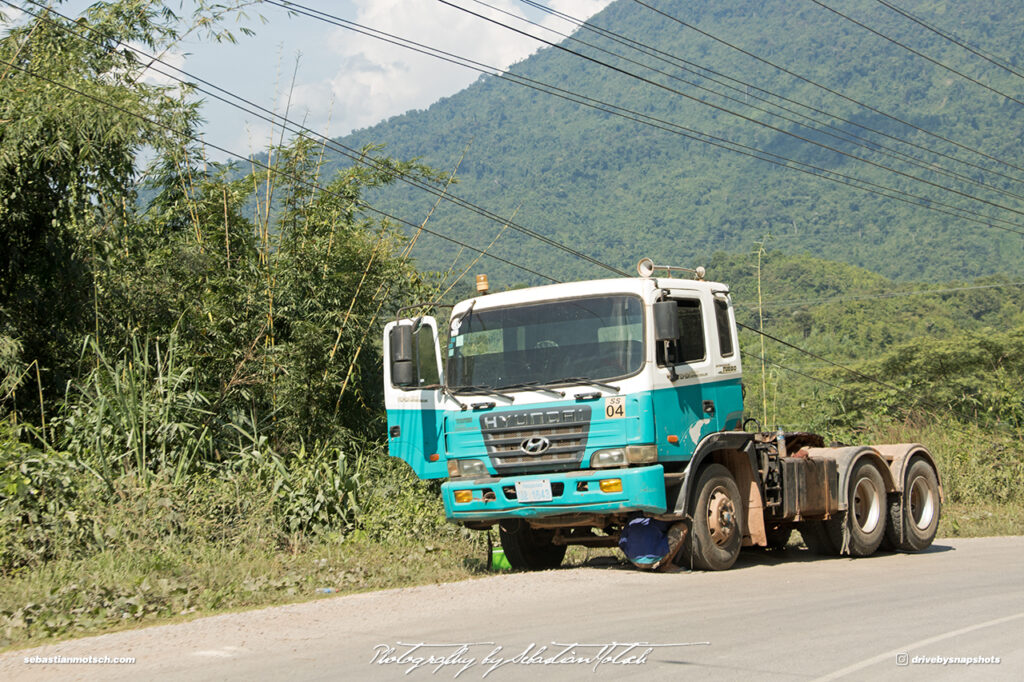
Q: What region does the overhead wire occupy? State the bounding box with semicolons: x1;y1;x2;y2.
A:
268;1;1024;237
523;0;1024;189
468;0;1024;206
736;280;1024;310
437;0;1024;226
14;0;628;279
871;0;1024;82
7;2;1011;425
808;0;1024;107
0;59;559;285
628;0;1024;176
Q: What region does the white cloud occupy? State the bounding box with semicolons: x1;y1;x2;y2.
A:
0;7;25;36
134;45;187;90
290;0;614;137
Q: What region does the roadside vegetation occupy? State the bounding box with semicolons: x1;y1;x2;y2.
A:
1;0;1021;652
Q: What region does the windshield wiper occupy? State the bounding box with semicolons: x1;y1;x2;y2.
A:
418;383;469;411
496;381;565;397
450;384;515;402
538;377;620;393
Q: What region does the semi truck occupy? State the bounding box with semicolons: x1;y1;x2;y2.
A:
383;259;942;571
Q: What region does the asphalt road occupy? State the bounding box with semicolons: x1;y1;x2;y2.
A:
3;536;1022;681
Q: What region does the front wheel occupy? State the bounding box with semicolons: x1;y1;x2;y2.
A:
683;464;743;570
499;520;566;571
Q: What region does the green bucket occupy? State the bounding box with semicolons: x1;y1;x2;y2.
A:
490;547;512;571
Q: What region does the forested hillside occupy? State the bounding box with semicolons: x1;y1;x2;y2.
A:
330;0;1024;285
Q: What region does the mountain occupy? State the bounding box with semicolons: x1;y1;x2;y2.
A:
322;0;1024;286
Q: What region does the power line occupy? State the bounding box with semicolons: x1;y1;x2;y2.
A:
468;0;1024;207
872;0;1024;82
0;54;559;285
25;0;1024;296
1;14;982;430
438;0;1024;227
524;0;1024;190
736;322;905;394
809;0;1024;107
739;349;846;392
628;0;1024;176
14;0;628;280
734;280;1024;310
267;1;1024;236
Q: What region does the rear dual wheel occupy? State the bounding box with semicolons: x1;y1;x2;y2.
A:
803;459;888;557
885;457;941;551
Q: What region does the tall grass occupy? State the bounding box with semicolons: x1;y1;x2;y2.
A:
56;333;213;487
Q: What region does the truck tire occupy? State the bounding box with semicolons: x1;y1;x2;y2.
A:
683;464;743;571
844;459;888;556
802;459;888;557
499;520;566;571
885;458;941;552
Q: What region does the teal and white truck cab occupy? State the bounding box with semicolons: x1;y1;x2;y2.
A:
383;260;943;571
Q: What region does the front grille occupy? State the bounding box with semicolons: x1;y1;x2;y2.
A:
480;406;591;474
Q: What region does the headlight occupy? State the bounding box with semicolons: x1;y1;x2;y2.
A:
448;458;488;477
626;445;657;463
591;448;626;468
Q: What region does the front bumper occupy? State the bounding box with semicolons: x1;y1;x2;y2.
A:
441;465;668;521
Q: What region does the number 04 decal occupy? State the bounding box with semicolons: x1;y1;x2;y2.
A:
604;396;625;419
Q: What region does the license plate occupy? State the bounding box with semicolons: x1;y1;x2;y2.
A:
515;479;553;503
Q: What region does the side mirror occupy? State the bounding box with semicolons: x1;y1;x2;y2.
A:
391;324;413;362
392;359;414;387
653;300;679;342
390;325;414;387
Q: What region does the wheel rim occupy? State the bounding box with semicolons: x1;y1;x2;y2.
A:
706;486;737;546
908;474;936;530
852;475;882;534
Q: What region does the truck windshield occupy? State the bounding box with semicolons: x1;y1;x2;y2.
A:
447;295;644;388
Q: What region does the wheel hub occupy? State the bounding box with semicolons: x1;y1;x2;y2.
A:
706;487;737;546
909;475;935;530
852;477;881;534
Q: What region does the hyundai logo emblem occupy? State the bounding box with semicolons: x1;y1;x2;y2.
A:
520;436;551;455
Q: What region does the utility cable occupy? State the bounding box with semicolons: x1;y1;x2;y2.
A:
471;0;1024;206
736;321;905;393
271;1;1024;236
809;0;1024;107
521;0;1024;189
438;0;1024;225
0;56;559;284
628;0;1024;176
14;0;628;279
872;0;1024;82
735;280;1024;310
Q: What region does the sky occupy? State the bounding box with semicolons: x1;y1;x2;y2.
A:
3;1;614;160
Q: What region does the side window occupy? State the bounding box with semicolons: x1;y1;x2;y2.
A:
390;324;440;387
416;327;440;385
657;299;706;365
714;298;734;357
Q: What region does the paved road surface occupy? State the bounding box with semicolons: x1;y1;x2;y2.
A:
3;536;1022;681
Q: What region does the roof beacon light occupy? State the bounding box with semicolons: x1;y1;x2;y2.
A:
636;257;705;281
476;274;490;295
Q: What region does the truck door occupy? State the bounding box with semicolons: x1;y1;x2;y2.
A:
652;295;715;460
383;317;447;479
